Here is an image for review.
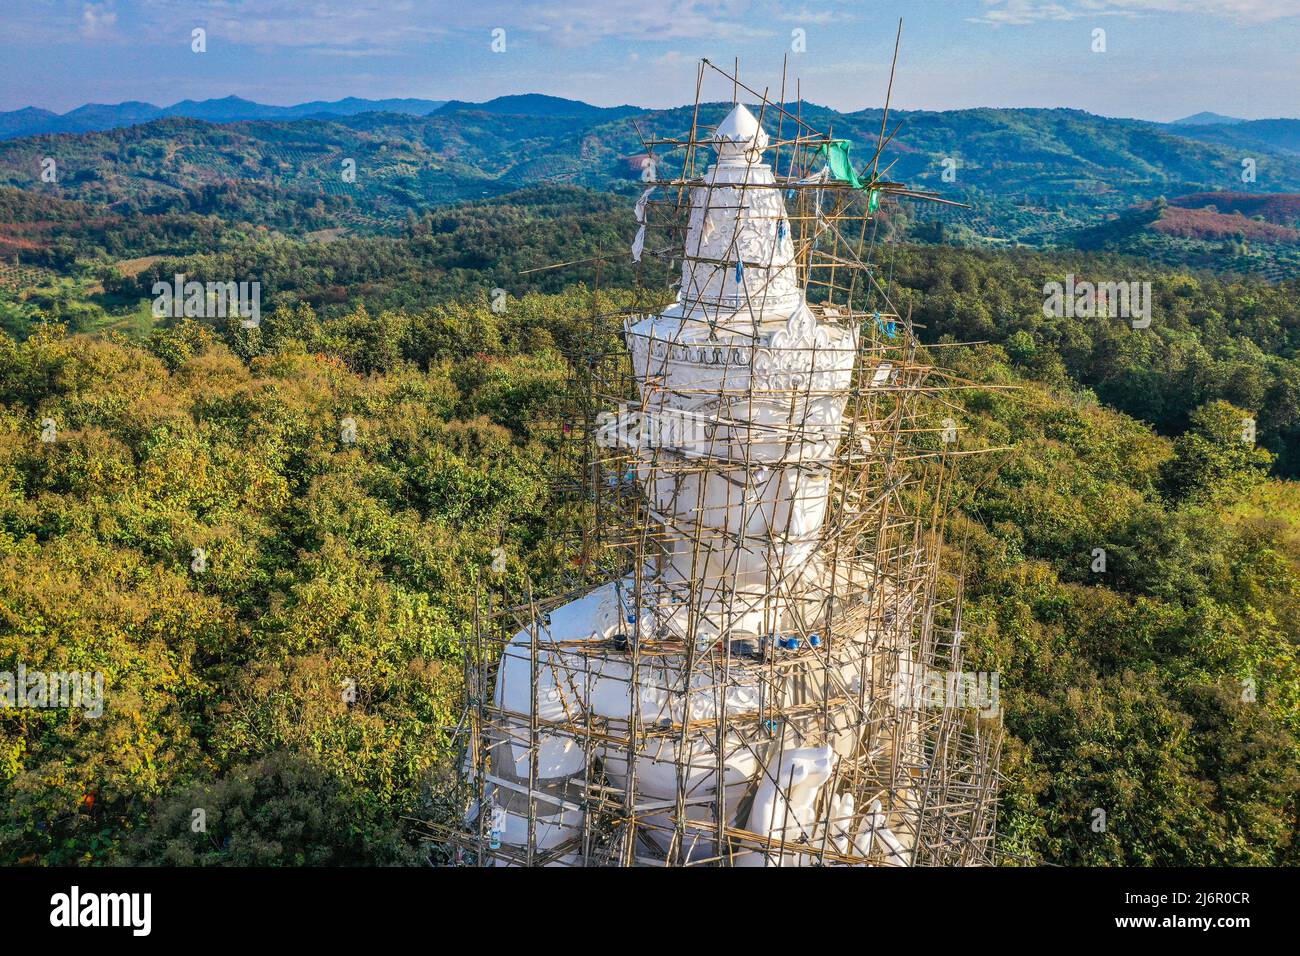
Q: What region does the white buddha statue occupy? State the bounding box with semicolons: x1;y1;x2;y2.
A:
479;105;914;867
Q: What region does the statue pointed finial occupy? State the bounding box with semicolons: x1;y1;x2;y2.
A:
711;103;769;164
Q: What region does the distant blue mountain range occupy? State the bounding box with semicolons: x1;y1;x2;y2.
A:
1171;112;1246;126
3;94;1293;146
0;93;659;140
0;96;448;140
2;93;1298;179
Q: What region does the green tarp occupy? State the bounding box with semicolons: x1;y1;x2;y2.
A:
818;140;880;212
819;140;864;188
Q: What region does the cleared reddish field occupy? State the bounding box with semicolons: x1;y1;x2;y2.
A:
1168;191;1300;225
1152;204;1300;242
0;220;55;256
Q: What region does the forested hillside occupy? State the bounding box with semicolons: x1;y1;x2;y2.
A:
4;101;1300;248
1;284;1296;865
0;96;451;140
10;187;1296;478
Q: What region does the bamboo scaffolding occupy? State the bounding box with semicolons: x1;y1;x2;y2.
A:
428;53;1001;868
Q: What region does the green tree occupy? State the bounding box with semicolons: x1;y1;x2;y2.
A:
1161;400;1273;503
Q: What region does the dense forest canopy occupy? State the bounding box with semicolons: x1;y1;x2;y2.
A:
1;287;1296;865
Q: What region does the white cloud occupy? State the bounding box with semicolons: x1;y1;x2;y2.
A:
81;2;118;37
523;0;775;45
4;0;780;51
972;0;1300;24
135;0;447;51
654;51;693;67
107;0;772;50
775;6;857;26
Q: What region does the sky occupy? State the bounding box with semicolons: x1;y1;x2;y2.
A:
2;0;1298;120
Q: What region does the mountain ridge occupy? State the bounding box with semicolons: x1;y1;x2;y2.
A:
0;96;451;139
7;94;1297;142
1172;111;1246;126
3;98;1300;254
